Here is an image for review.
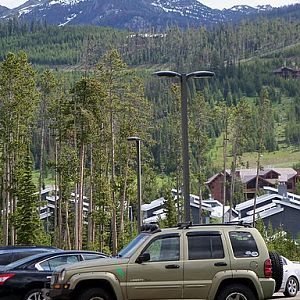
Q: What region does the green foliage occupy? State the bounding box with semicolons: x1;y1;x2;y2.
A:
13;155;50;245
0;13;299;249
256;219;300;261
161;187;178;228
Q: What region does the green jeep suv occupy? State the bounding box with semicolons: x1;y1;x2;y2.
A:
47;223;277;300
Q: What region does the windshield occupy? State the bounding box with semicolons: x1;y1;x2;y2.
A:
118;233;150;258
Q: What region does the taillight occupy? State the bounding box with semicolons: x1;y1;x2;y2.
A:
0;273;15;285
264;258;272;278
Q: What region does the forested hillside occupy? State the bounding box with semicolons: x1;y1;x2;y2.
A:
0;17;299;251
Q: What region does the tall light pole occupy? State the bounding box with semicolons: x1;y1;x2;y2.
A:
127;136;142;232
154;71;214;223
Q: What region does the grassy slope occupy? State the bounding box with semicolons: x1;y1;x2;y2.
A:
209;97;300;169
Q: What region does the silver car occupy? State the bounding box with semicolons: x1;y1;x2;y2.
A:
280;256;300;297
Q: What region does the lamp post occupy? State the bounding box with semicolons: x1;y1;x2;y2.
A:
154;70;214;223
127;136;142;232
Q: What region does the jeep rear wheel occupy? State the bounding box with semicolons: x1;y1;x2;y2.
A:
77;288;112;300
216;284;257;300
269;251;283;293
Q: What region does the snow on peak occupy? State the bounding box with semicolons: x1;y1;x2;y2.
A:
48;0;85;6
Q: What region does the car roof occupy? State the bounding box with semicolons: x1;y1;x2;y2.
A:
3;250;107;270
0;246;60;253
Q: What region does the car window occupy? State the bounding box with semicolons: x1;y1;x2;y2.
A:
12;250;44;263
229;231;259;258
143;236;180;262
0;253;12;265
38;255;80;271
187;234;224;260
81;254;105;260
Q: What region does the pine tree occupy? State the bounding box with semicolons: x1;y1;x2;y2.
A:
13;155;49;245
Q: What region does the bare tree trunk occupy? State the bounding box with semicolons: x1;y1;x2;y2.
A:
78;142;85;250
39;117;46;230
253;152;261;227
119;155;129;247
2;143;9;245
65;199;71;249
54;138;58;245
110;101;117;255
198;161;203;224
229;144;237;221
222;115;228;223
88;143;94;247
176;171;181;223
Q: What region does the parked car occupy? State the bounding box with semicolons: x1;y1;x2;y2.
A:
279;256;300;297
0;246;61;266
0;250;108;300
46;223;278;300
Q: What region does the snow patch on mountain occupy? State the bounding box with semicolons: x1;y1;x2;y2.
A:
58;12;77;26
49;0;85;6
18;4;41;16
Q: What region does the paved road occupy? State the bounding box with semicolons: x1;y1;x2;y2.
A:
271;292;300;299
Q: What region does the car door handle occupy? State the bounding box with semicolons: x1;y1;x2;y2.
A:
214;262;227;267
46;276;52;279
165;264;180;269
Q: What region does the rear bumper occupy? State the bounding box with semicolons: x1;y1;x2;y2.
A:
259;278;276;299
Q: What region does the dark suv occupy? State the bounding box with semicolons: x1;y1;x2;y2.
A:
0;246;60;266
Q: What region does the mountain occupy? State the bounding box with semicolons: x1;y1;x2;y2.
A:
0;5;9;14
0;0;281;31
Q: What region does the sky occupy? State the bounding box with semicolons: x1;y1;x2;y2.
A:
0;0;300;9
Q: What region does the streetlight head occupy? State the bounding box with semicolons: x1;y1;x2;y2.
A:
127;136;141;141
188;71;215;78
153;71;180;78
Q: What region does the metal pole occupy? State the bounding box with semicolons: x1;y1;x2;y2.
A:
180;74;191;223
136;139;142;232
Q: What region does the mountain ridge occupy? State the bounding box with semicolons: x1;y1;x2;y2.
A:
0;0;292;31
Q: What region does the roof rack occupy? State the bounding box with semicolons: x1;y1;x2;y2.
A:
140;223;161;233
177;221;252;229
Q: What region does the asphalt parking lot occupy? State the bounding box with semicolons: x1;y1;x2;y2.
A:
271;292;300;299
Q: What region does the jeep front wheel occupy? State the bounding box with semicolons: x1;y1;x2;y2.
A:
216;284;257;300
77;288;112;300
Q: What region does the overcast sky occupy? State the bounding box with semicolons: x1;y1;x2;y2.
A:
0;0;300;9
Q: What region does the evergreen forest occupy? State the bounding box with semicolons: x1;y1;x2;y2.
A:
0;16;299;255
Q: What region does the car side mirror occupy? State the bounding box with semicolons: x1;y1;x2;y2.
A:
136;252;150;264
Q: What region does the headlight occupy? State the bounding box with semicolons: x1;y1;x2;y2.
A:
58;269;66;282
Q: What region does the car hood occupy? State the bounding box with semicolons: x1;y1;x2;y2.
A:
61;257;130;272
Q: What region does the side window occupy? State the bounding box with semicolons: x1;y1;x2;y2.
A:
188;234;224;260
143;236;180;262
0;253;12;265
39;255;80;271
229;231;259;258
82;254;105;260
12;251;42;263
281;257;287;265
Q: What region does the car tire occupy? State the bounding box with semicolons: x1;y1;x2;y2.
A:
216;283;257;300
284;276;299;297
269;251;283;292
23;289;43;300
77;287;112;300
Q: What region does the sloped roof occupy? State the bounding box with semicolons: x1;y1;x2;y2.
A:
236;206;284;223
235;193;283;211
264;186;300;200
141;197;165;211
